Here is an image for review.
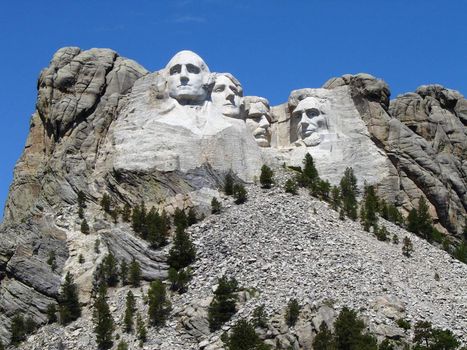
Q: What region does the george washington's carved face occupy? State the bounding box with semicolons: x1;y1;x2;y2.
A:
166;50;210;105
292;97;327;146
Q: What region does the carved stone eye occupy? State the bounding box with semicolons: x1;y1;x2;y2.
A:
170;65;181;75
186;64;200;74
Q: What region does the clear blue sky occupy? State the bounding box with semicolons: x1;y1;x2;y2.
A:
0;0;466;219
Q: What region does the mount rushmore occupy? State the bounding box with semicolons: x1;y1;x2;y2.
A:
0;47;465;345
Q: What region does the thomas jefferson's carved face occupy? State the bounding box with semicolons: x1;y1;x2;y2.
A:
211;75;243;118
246;101;271;147
166;51;209;105
292;97;327;146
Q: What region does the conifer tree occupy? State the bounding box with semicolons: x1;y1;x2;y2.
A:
224;319;271;350
119;260;128;286
101;253;119;287
147;280;172;327
47;250;57;271
259;164;274;189
136;312;147;345
129;259;142;288
10;314;26;346
312;321;335;350
285;299;300;327
302;153;319;186
284;179;298;195
330;186;341;211
59;272;81;325
211;197;222;214
168;226;196;270
252;304;268;328
121;203;131;222
233;183;247;204
173;208;188;231
168;267;192;293
339;167;358;220
224;172;234;195
100;193;111;214
187;207;198;226
24;317;36;334
117;341;129;350
362;184;378;230
81;218;90;234
402;237;414;257
93;285;114;349
208;276;238;331
47;304;58;323
146;207;166;248
77;190;86;208
123;290;135;333
334;307;377;350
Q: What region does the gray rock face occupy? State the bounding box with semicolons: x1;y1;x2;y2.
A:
324;74;466;235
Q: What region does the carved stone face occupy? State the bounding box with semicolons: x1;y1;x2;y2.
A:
211;74;243;118
166;50;209;105
246;101;271;147
292;97;327;146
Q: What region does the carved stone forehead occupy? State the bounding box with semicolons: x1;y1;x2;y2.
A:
294;97;321;112
165;50;210;73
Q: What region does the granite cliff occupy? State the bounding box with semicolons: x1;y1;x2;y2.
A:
0;48;465;348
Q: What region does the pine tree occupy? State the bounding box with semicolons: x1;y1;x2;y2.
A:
117;341;129;350
129;259;142;288
362;184;378;230
47;303;58;323
101;253;119;287
417;197;434;241
119;260;128;286
77;190;86;208
334;307;377;350
93;285;114;350
78;254;85;264
24;316;36;334
78;206;84;219
168;267;191;293
147;280;172;327
252;304;268;328
146;207;166;248
284;179;298;195
233;183;247;204
100;193;111;214
259;164;274;189
132;202;146;235
208;276;238;331
123;290;135;333
285;299;300;327
121;203;131;222
312;321;335;350
187;207;198;226
59;272;81;325
339;167;358;220
173;208;188;231
47;250;57;271
168;226;196;270
331;186;341;211
402;237;414;257
224;172;234;195
136;312;147;344
224;319;271;350
211;197;222;214
81;218;90;234
302;153;319;187
10;314;26;346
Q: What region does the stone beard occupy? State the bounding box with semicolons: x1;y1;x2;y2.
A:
210;73;244;119
165;50;210;106
245;96;271;147
291;97;328;147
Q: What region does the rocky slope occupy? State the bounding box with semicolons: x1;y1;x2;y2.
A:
0;47;466;346
12;175;467;349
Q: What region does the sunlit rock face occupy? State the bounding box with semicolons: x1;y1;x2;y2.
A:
110;51;262;182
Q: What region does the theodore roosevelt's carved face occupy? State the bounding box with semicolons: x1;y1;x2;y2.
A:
166;50;210;105
292;97;327;146
211;74;243;118
246;99;271;147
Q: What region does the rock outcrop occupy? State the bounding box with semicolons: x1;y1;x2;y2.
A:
0;48;465;346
